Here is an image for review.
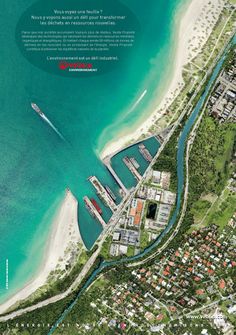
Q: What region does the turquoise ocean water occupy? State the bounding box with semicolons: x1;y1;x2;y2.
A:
0;0;187;303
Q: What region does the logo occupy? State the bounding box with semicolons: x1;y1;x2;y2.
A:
59;61;93;70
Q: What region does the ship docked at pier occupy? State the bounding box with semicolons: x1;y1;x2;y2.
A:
88;176;117;212
91;198;102;215
83;196;106;227
138;143;153;162
105;185;117;202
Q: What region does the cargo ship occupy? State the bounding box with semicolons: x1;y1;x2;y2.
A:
90;198;102;215
84;197;95;217
88;176;117;212
130;157;140;169
83;196;106;227
123;156;142;181
105;186;116;201
138;143;153;162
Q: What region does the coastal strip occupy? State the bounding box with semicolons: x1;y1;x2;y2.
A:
100;0;226;160
0;189;81;314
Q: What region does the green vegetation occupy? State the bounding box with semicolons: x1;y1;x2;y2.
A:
52;267;135;334
99;235;112;260
139;203;151;250
1;12;235;334
0;257;103;335
167;317;222;335
0;294;75;335
140;229;150;250
86;243;98;257
6;249;89;313
224;46;236;71
176;113;236;240
153;127;179;192
190;199;211;223
204;189;236;231
8;100;235;335
127;245;135;257
189;116;235;195
220;299;236;325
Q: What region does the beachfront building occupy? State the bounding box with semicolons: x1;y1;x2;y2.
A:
208;54;236;123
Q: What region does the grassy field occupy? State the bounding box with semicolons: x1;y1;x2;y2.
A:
203;189;236;231
127;245;135;257
99;235;112;259
140;229;150;250
190;199;212;224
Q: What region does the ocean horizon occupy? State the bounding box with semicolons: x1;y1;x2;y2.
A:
0;0;187;304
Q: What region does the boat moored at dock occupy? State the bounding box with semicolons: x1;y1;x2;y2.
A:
88;176;117;212
90;198;102;215
105;185;117;202
123;156;142;181
83;196;106;227
130;157;140;169
138;143;153;162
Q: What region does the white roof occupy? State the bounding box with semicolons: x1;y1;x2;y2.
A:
113;232;120;240
119;245;128;254
228;304;236;314
153;170;161;178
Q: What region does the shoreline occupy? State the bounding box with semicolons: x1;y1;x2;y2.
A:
0;189;81;315
99;0;225;160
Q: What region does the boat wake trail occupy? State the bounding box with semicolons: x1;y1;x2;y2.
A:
129;89;147;115
31;103;66;142
41;114;65;141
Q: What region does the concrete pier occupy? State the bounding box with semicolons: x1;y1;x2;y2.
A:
104;159;129;195
123;156;142;181
83;196;106;228
88;176;117;212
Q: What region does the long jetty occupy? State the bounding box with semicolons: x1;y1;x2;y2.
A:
103;158;128;195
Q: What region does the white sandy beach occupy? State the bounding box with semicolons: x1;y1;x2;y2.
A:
100;0;226;159
0;189;81;314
